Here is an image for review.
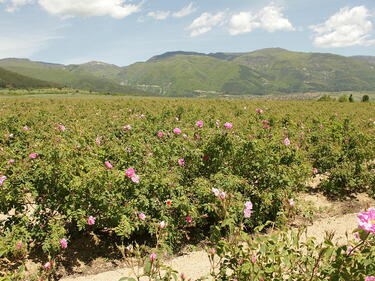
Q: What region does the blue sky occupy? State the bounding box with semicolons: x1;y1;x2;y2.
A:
0;0;375;66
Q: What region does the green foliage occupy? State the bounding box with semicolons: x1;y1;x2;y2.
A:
0;67;58;89
0;97;374;278
338;95;349;102
362;95;370;102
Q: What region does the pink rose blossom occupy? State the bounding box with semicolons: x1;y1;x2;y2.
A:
186;216;193;223
122;125;132;131
23;126;30;131
131;175;140;183
354;232;360;240
178;158;185;166
312;168;319;175
244;201;253;210
224;122;233;129
60;238;68;249
219;191;226;200
243;208;252;218
365;277;375;281
0;176;7;186
166;200;172;206
256;108;264;114
125;168;136;178
95;137;101;145
138;213;146;221
87;216;96;225
8;159;15;164
29;153;39;159
173;128;182;135
104;161;113;169
58;124;66;131
159;221;166;228
150;253;157;262
208;248;216;255
194;134;201;140
16;242;23;250
288;199;295;207
196;121;204;128
283;138;291;146
43;261;53;270
357;208;375;234
157;131;164;138
212;188;220;197
251;255;257;263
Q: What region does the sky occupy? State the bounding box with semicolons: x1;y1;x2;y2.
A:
0;0;375;66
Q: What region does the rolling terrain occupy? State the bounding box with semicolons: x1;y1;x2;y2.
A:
1;48;375;96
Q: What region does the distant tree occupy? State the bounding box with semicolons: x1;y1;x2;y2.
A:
338;95;348;102
362;95;370;102
349;94;354;102
317;95;336;102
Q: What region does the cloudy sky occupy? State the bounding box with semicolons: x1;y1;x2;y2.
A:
0;0;375;66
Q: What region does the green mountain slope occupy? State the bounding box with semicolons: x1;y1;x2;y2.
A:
229;48;375;92
117;55;267;96
119;48;375;95
0;67;58;88
0;59;145;95
2;48;375;97
350;56;375;64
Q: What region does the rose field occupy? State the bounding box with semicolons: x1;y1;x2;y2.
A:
0;96;375;281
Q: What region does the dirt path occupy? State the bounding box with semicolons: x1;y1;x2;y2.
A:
60;193;375;281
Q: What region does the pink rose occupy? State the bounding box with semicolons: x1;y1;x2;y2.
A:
185;216;193;223
224;122;233;129
131;174;140;183
29;153;39;159
283;138;291;146
125;168;136;178
122;125;132;131
8;159;15;164
104;161;113;169
173;128;182;135
256;108;263;114
150;253;157;262
195;121;204;128
178;158;185;166
60;238;68;249
243;208;252;218
0;176;7;186
58;124;66;131
157;131;164;138
87;216;96;225
159;221;166;228
138;213;146;221
244;201;253;210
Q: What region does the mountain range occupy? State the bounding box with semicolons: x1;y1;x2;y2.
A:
1;48;375;97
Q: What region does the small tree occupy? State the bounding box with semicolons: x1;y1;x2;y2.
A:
362;95;370;102
349;94;354;102
338;95;348;102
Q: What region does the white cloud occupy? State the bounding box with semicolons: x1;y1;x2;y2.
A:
310;6;375;48
148;2;196;21
188;11;226;37
172;2;196;18
228;4;294;35
37;0;142;19
148;10;170;20
0;34;60;58
228;12;260;35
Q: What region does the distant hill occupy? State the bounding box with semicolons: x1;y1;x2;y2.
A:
1;48;375;97
116;48;375;96
0;58;146;95
350;56;375;64
0;67;58;88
